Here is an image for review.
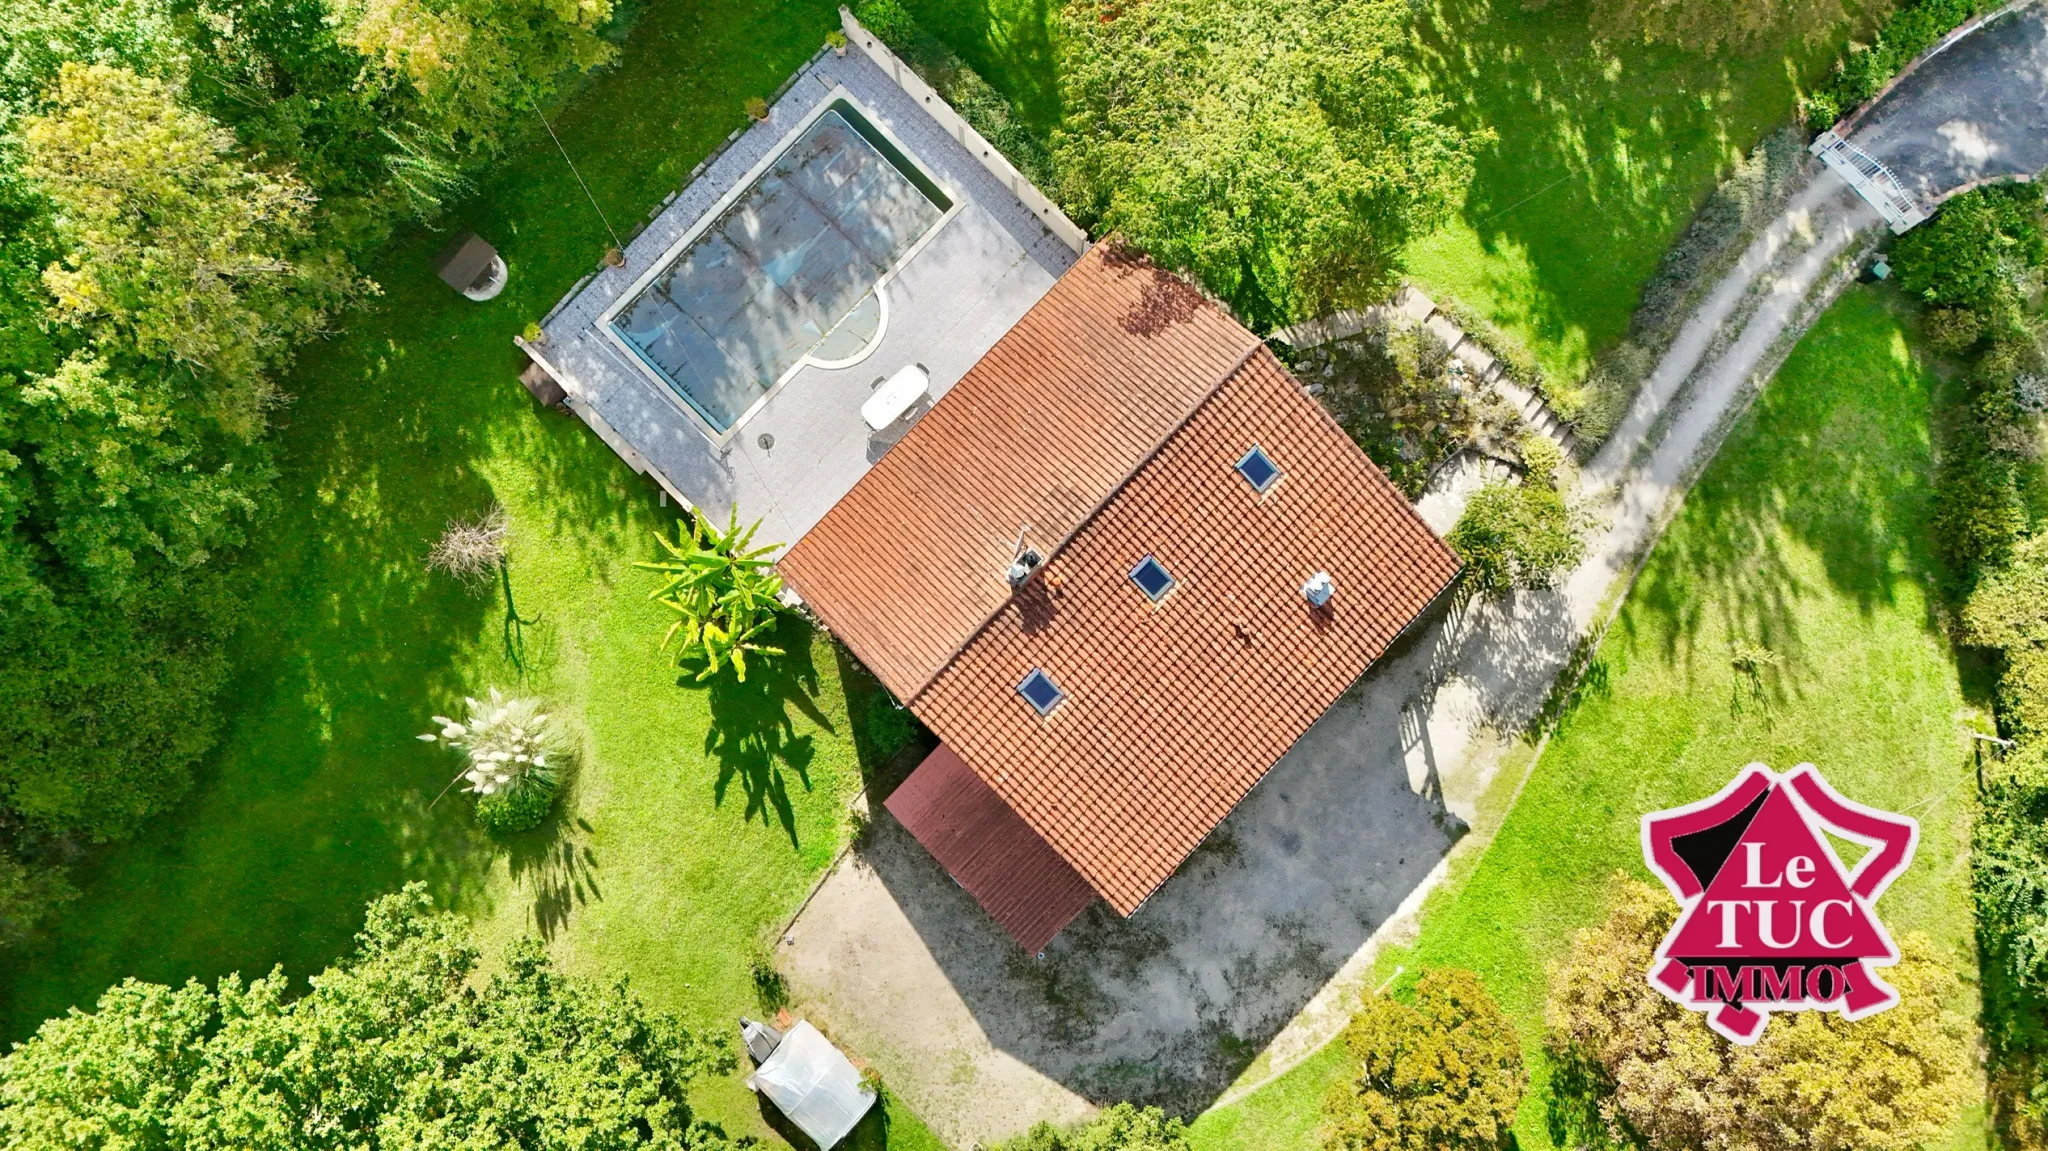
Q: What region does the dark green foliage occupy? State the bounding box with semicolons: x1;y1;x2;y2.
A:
1000;1102;1191;1151
1893;184;2046;320
1805;0;1995;128
0;571;238;839
475;778;558;833
0;886;737;1151
1321;968;1523;1151
1978;745;2048;1040
1447;437;1586;598
851;0;1053;188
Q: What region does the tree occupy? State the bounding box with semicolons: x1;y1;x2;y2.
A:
1893;185;2047;327
0;885;738;1151
1001;1103;1191;1151
1447;435;1586;598
23;62;359;440
1585;0;1851;53
329;0;617;155
1962;532;2048;737
1545;877;1974;1151
1321;968;1523;1151
638;512;786;683
1053;0;1482;329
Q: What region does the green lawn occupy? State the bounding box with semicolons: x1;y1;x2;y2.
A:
0;2;938;1145
1190;288;1985;1150
903;0;1857;387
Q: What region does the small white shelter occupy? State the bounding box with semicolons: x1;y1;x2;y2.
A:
744;1020;877;1148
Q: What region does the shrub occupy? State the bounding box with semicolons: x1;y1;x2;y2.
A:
1923;306;1987;354
419;688;566;803
1000;1102;1190;1151
638;511;786;683
1893;185;2047;320
1546;878;1973;1151
1963;533;2048;737
1805;0;1993;128
1299;320;1516;496
427;505;510;584
1933;376;2029;585
1448;435;1586;598
475;780;556;832
1321;968;1523;1151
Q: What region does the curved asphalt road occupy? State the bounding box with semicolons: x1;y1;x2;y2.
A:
1850;0;2048;205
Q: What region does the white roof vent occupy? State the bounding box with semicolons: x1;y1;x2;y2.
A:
1006;548;1044;588
1302;570;1335;607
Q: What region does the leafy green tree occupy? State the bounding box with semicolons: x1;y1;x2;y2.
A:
0;976;216;1151
1053;0;1481;328
0;885;738;1151
1321;968;1522;1151
1893;185;2046;326
639;512;786;683
1447;435;1586;598
1545;878;1973;1151
330;0;617;155
1584;0;1850;52
1001;1103;1191;1151
1962;532;2048;737
23;62;360;440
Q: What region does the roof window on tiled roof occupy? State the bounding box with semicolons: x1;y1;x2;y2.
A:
1129;555;1175;602
1017;669;1066;716
1236;445;1281;492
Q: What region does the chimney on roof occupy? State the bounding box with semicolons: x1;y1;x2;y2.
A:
1302;571;1335;607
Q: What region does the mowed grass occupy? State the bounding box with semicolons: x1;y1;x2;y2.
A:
904;0;1859;385
0;2;936;1146
1190;288;1984;1150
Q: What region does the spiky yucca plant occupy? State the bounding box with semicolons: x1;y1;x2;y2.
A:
637;511;785;683
418;688;564;798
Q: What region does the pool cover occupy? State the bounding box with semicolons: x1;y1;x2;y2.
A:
611;106;946;432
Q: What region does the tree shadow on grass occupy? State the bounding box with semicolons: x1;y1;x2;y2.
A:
503;808;603;942
700;615;833;847
1622;292;1940;695
1406;0;1852;367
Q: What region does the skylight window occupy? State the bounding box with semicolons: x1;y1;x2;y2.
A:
1017;669;1066;716
1236;445;1281;492
1129;555;1175;602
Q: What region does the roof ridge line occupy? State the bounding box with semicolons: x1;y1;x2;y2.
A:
906;334;1269;713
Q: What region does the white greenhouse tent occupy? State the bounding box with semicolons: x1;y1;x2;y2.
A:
744;1020;877;1148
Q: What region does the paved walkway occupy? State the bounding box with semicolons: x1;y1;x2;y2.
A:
1848;0;2048;205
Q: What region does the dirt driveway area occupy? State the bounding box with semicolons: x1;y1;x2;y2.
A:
780;583;1570;1144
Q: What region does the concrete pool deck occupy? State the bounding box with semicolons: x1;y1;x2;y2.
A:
530;36;1082;552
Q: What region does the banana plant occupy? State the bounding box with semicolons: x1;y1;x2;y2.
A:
637;511;786;682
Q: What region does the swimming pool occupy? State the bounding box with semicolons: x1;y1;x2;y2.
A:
607;100;950;434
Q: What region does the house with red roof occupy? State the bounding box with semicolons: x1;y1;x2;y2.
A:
778;243;1460;952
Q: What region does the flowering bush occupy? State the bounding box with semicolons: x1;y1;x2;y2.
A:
418;689;565;829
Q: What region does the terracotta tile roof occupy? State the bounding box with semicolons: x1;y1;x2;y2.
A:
783;242;1459;922
883;743;1098;953
777;243;1261;701
914;349;1461;914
